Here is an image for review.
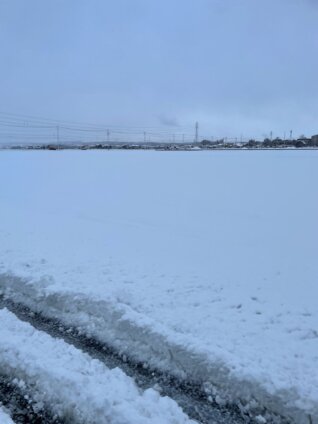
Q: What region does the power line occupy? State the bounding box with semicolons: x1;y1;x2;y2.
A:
0;111;197;145
0;111;192;132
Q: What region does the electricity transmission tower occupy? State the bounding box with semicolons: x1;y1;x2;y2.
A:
195;122;199;143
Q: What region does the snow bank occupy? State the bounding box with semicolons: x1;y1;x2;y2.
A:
0;407;14;424
0;150;317;423
0;308;193;424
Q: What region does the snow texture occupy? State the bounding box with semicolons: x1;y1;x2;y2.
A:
0;150;317;423
0;406;14;424
0;308;193;424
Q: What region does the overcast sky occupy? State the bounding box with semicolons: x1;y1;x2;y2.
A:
1;0;318;140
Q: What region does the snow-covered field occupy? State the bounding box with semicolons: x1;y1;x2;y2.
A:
0;150;317;423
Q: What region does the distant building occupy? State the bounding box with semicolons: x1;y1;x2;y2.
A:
297;136;311;143
311;135;318;146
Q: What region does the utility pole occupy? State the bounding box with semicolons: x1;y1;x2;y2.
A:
182;134;185;143
107;129;110;143
143;131;146;143
56;125;59;144
290;130;293;140
195;121;199;143
270;131;273;141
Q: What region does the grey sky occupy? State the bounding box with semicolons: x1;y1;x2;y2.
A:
1;0;318;141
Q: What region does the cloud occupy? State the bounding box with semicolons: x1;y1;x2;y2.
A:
158;115;179;127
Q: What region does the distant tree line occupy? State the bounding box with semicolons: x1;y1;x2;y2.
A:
201;134;318;149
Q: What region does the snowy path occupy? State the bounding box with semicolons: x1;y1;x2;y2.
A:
0;273;310;423
0;293;243;424
0;307;195;424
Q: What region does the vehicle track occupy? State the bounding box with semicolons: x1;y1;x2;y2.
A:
0;295;256;424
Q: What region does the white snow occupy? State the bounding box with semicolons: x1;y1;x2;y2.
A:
0;308;193;424
0;407;14;424
0;150;317;422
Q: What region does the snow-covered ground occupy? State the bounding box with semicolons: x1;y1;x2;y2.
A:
0;150;317;423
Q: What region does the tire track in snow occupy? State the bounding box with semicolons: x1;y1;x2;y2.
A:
0;295;246;424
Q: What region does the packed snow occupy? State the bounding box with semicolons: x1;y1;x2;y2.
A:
0;150;317;422
0;406;14;424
